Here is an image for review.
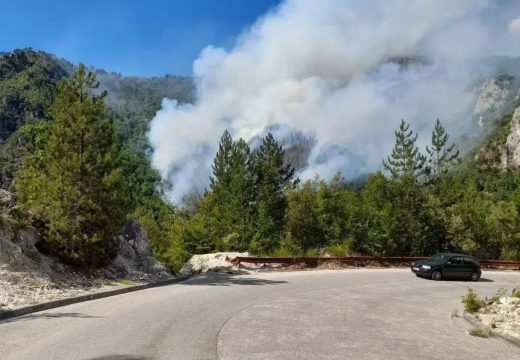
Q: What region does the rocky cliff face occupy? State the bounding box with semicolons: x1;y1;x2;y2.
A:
473;74;520;127
470;70;520;170
501;106;520;169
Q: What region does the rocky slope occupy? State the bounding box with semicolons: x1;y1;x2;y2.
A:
472;71;520;170
475;295;520;341
501;106;520;169
0;190;173;310
473;74;520;127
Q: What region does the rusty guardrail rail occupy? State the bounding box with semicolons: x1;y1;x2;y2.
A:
231;256;520;270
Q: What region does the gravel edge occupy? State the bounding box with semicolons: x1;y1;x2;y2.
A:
0;275;190;321
463;312;520;348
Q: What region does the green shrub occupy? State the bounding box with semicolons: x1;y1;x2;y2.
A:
462;288;485;313
272;247;292;257
490;288;507;303
512;288;520;298
325;244;347;256
119;279;135;285
325;239;351;256
303;248;318;257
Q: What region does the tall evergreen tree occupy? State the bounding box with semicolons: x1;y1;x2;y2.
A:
383;119;425;182
204;130;235;247
425;119;460;181
250;132;296;253
203;130;254;250
15;64;127;266
383;120;432;255
226;138;253;250
422;120;460;253
209;130;234;195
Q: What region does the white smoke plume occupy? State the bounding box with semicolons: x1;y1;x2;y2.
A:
148;0;520;203
510;16;520;33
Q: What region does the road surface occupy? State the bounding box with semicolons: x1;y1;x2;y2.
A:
1;269;519;359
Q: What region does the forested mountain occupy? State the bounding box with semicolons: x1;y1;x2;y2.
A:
2;48;520;272
0;49;195;269
0;48;194;188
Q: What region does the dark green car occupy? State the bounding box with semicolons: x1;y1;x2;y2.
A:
411;253;481;281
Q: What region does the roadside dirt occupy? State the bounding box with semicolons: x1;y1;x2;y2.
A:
476;296;520;341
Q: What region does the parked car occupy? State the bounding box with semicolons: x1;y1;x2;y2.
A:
411;253;481;281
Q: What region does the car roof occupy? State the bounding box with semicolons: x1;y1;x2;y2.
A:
436;253;477;259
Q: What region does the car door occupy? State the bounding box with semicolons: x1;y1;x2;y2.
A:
462;257;476;277
443;256;462;278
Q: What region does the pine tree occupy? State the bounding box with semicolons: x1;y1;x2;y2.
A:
15;64;127;266
226;138;253;250
204;131;254;250
382;120;432;255
205;130;235;248
423;119;460;253
209;130;234;195
383;120;425;182
425;119;460;181
250;132;296;253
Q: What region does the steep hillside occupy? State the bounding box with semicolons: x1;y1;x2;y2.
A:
0;48;194;188
471;72;520;170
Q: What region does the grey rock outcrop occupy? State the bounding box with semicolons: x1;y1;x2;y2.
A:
106;221;172;281
474;75;520;127
501;106;520;169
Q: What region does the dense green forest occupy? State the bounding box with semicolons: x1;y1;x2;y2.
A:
166;118;520;262
1;48;519;273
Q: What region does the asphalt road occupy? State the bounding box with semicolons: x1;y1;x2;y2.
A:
1;269;519;360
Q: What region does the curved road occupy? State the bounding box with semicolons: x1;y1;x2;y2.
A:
1;269;519;360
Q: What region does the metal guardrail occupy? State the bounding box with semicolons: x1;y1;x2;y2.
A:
231;256;520;270
479;260;520;269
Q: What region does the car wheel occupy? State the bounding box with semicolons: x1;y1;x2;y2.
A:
470;272;480;282
431;270;442;281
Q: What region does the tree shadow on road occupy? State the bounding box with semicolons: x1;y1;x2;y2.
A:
0;312;101;325
183;273;288;286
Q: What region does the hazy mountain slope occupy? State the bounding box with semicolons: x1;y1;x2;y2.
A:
0;48;194;188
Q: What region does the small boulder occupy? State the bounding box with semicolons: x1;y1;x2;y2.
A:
180;252;247;275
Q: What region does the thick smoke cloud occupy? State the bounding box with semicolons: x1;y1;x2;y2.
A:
148;0;520;203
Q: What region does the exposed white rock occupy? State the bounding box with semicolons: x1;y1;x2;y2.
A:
501;106;520;169
477;296;520;341
473;75;519;127
180;252;247;275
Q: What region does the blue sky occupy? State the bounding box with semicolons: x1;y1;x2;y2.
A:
0;0;281;76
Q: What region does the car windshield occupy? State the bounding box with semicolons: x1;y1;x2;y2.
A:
429;254;448;262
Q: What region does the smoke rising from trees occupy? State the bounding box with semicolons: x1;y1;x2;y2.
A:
148;0;520;202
